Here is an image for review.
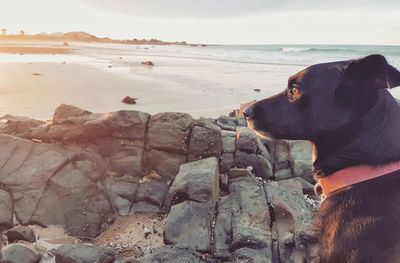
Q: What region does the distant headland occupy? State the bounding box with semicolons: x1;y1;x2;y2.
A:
0;29;190;45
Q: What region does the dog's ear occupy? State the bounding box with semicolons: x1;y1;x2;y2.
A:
336;54;400;105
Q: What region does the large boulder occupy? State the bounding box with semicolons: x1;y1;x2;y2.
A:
188;119;223;161
169;157;219;206
0;135;112;238
164;201;214;252
0;245;41;263
54;244;115;263
147;112;193;154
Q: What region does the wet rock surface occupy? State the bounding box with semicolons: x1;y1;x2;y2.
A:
0;104;318;262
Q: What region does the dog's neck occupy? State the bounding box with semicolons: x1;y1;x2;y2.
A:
313;91;400;178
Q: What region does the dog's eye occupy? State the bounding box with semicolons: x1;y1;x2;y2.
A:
291;86;300;95
288;84;302;101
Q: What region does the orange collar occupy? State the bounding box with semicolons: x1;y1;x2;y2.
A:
315;162;400;200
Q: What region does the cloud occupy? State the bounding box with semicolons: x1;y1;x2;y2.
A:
80;0;399;18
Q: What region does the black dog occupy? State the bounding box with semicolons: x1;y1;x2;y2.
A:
244;54;400;263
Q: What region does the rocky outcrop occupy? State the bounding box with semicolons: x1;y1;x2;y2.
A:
156;159;318;262
0;104;317;262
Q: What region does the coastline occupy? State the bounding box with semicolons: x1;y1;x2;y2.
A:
0;42;399;120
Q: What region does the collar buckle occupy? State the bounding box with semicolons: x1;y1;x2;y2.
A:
314;181;326;201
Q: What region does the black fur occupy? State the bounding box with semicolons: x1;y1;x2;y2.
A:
244;54;400;262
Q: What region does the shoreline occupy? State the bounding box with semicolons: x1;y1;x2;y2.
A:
0;45;72;54
0;42;399;120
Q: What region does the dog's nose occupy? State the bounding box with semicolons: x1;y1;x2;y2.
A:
243;105;254;119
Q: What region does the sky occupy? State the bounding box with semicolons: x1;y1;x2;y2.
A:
0;0;399;45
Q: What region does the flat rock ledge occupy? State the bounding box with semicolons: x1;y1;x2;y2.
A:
0;104;318;262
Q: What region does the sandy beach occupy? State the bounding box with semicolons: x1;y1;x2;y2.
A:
0;41;302;119
0;41;399;120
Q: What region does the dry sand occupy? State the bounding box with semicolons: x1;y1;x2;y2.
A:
7;213;166;261
94;213;165;258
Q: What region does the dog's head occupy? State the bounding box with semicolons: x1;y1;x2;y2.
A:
244;54;400;141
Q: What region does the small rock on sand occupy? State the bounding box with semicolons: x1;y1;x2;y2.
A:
140;61;154;66
121;96;137;104
6;225;36;243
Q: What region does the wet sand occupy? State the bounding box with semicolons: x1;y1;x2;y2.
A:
0;61;245;119
0;45;71;54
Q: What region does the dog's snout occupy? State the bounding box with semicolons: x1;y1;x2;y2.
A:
243;105;254;119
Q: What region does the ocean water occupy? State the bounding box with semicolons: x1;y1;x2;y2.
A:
83;43;400;99
190;44;400;68
117;44;400;69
